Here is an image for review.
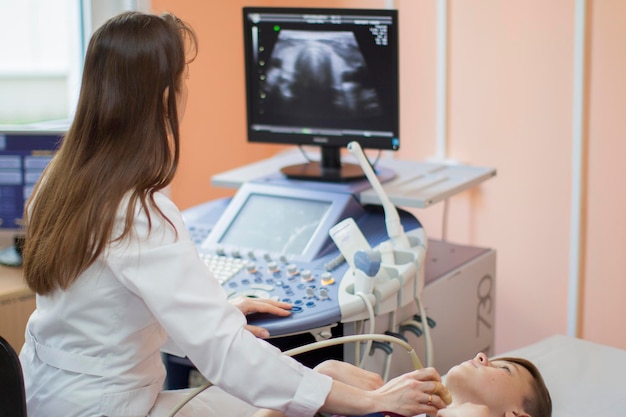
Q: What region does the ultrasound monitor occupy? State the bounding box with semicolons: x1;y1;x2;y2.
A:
243;7;399;182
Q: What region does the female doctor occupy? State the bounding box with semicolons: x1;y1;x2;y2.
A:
19;11;450;417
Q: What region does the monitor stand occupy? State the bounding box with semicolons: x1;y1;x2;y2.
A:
280;146;365;182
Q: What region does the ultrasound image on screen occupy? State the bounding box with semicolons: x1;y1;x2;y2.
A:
218;194;331;256
263;30;382;121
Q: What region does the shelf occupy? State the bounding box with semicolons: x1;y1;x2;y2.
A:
211;150;496;209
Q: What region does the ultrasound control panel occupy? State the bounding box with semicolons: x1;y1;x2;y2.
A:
183;181;422;337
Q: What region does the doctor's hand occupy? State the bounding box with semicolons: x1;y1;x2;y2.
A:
314;359;384;391
371;367;450;417
229;296;292;339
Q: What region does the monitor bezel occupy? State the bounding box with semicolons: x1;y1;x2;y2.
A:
242;6;400;155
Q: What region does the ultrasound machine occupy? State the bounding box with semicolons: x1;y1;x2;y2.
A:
0;7;497;391
165;7;497;388
16;6;625;417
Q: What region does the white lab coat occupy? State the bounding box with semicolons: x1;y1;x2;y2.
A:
19;192;332;417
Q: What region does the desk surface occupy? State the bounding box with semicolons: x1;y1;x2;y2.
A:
0;232;29;302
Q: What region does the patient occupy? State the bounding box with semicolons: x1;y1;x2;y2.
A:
254;352;551;417
440;352;552;417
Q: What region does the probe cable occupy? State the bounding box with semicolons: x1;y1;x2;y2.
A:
354;291;376;369
400;295;434;368
381;309;399;382
417;295;434;367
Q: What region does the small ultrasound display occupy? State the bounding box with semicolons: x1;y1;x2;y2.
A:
218;194;331;256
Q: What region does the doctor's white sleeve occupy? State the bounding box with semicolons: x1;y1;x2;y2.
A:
109;196;333;417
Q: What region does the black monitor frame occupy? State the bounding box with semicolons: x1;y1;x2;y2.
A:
242;7;400;182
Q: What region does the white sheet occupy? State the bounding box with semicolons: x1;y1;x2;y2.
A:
498;334;626;417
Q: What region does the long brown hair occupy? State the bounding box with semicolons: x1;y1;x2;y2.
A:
23;12;197;295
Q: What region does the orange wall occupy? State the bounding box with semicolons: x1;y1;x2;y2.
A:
152;0;626;353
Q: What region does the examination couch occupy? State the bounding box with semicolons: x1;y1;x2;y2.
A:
350;334;626;417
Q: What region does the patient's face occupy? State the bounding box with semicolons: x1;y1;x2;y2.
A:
445;353;533;414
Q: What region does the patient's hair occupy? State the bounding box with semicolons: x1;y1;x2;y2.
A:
495;357;552;417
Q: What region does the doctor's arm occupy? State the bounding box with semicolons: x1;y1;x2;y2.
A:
313;359;384;391
254;364;449;417
325;367;448;416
